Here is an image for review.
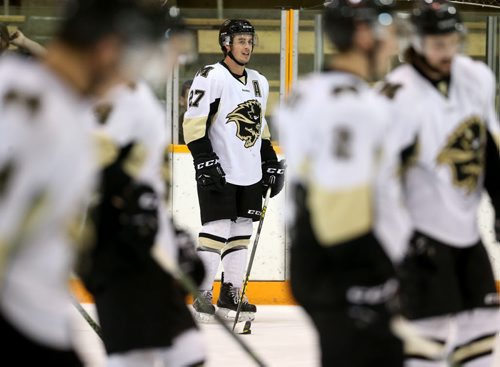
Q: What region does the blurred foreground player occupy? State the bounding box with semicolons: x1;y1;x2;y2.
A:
78;8;207;367
276;1;410;366
0;0;161;365
380;1;500;366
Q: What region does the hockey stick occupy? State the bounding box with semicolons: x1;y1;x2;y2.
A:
70;293;103;339
232;187;272;332
152;244;268;367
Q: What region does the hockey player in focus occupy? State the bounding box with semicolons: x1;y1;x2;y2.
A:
275;0;413;366
378;1;500;366
76;6;207;367
0;0;166;365
183;18;285;323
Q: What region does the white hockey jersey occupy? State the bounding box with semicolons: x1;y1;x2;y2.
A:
275;71;412;263
183;61;272;186
0;56;96;348
92;81;168;197
91;80;177;261
382;55;500;247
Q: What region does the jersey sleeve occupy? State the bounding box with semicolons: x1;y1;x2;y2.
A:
182;66;222;158
373;99;415;264
481;65;500;219
0;113;96;255
274;84;314;187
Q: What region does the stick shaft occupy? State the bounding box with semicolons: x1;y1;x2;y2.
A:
174;268;267;367
71;295;103;339
232;187;272;331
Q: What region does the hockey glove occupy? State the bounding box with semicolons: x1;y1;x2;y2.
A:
261;159;286;198
117;183;159;251
174;225;205;288
406;233;437;272
194;152;226;191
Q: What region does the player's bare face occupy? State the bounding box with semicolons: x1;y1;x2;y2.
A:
230;34;254;64
422;32;461;76
374;24;398;77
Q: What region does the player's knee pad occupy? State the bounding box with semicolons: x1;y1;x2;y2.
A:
198;219;231;253
451;308;499;366
221;217;253;256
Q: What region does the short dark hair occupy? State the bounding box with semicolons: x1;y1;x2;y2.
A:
56;0;171;49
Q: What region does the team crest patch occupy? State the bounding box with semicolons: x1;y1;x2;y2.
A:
226;99;262;148
437;116;486;194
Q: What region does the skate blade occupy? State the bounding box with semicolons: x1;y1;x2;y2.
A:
193;311;215;324
216;308;255;322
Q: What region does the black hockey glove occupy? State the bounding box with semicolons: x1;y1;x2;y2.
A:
194;153;226;191
406;233;437;272
261;159;286;198
117;183;159;251
174;225;205;288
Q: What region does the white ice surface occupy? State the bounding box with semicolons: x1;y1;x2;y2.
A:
71;305;319;367
72;304;500;367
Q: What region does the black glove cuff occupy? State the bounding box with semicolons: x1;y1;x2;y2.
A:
261;139;278;163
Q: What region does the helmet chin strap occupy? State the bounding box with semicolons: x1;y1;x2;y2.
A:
228;50;247;66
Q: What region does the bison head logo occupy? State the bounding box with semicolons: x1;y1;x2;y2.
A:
437;116;486;194
226;99;262;148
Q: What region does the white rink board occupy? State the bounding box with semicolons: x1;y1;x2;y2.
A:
170;151;499;282
170;151;287;281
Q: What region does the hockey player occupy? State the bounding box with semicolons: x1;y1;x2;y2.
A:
379;1;500;366
183;19;285;322
80;18;207;366
275;1;410;366
0;0;163;365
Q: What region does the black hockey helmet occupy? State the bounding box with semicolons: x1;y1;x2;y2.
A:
57;0;179;48
324;0;395;51
219;19;256;52
411;0;464;35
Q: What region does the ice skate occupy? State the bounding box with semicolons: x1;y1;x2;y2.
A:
193;290;216;323
216;282;256;322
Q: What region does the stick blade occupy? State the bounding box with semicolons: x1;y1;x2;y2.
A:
234;320;252;335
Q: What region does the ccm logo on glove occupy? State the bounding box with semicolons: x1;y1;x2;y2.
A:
196;159;219;170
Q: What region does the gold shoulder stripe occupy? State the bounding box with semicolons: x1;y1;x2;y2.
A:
494;133;500;150
123;143;147;179
262;123;272;140
183;116;209;144
307;183;372;246
91;131;118;167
